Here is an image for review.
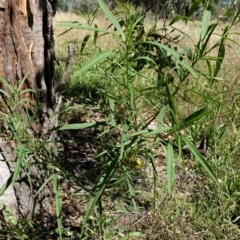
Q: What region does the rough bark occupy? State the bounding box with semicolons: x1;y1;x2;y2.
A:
0;0;60;220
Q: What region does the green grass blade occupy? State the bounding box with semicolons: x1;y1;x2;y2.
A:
205;59;213;80
120;123;130;159
183;136;218;184
198;23;218;56
170;15;186;25
165;81;176;125
57;22;114;35
186;0;202;17
167;143;174;192
0;148;23;196
93;24;99;46
57;121;107;130
17;71;29;92
34;175;53;197
213;44;225;78
58;123;96;130
169;108;208;134
190;90;230;110
53;173;62;240
213;26;229;78
201;11;211;41
0;89;10;98
12;148;24;183
129;129;149;138
179;107;208;127
73;51;114;77
158;106;167;124
97;0;125;41
147;146;158;211
80;34;91;55
0;173;14;196
128;81;135;109
0;76;15;94
177;133;183;159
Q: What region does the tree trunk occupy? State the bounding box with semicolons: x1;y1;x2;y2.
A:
0;0;61;221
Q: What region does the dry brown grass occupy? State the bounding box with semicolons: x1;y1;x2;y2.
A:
53;11;117;54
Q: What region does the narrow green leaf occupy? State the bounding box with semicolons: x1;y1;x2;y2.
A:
53;173;62;240
93;24;99;46
97;0;125;41
213;44;225;78
201;10;211;41
134;56;157;66
129;129;149;138
57;22;114;35
17;71;29;92
120;123;130;159
0;76;15;94
198;23;218;56
165;81;176;125
205;59;212;80
170;15;186;25
0;174;13;196
169;108;208;134
177;134;183;159
183;136;218;184
142;41;197;77
158;106;167;124
186;0;202;17
128;82;135;109
12;148;24;183
213;26;229;78
0;89;10;98
80;34;91;55
73;51;114;77
60;123;96;130
109;98;114;112
167;143;174;192
190;90;230;110
180;107;208;126
58;121;108;130
19;89;35;96
0;148;23;196
35;175;53;197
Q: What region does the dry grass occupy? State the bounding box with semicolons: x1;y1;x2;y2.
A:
53;11;117;54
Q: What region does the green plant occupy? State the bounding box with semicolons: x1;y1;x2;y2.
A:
54;0;240;238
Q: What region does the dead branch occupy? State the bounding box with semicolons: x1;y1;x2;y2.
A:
55;42;75;93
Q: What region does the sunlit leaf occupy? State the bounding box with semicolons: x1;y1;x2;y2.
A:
73;51;114;77
183;136;218;184
97;0;125;41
